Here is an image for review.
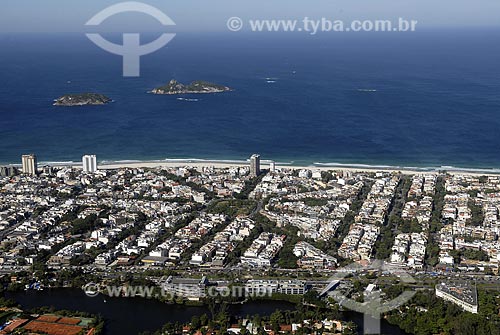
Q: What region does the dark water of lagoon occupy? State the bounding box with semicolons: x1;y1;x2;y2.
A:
5;289;406;334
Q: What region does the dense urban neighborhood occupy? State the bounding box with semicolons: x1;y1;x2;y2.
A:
1;156;500;334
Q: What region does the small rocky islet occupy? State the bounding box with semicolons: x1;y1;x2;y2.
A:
53;80;231;106
53;93;112;106
150;79;232;95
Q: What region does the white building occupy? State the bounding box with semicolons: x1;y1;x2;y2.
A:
21;154;37;175
435;283;478;314
269;161;276;173
162;276;208;300
245;280;307;295
82;154;97;173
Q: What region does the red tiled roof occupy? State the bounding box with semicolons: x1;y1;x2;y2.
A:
0;319;29;333
24;320;83;335
37;315;60;323
57;317;81;325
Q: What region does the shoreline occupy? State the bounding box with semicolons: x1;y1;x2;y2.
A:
7;287;403;334
4;158;500;176
56;159;500;176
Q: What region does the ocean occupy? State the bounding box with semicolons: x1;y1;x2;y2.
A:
1;29;500;169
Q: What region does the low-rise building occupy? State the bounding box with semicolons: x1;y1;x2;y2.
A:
245;280;307;295
161;276;209;300
435;282;478;314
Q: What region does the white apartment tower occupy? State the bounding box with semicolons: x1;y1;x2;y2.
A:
82;154;97;173
269;161;276;173
21;154;37;175
250;154;261;177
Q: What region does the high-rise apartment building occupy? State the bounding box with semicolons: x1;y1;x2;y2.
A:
250;154;261;177
82;155;98;173
21;154;37;175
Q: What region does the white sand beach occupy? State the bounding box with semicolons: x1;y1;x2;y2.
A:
80;160;500;176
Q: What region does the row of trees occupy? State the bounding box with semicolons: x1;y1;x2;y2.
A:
141;294;357;335
425;176;446;267
374;175;411;259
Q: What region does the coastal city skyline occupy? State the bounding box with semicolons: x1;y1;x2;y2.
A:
1;151;500;334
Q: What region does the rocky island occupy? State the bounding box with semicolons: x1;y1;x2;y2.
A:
53;93;112;106
150;80;231;95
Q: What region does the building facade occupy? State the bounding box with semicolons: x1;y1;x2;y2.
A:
21;154;37;175
435;282;478;314
269;161;276;173
161;276;208;300
245;280;307;295
82;155;97;173
0;166;17;177
250;154;261;177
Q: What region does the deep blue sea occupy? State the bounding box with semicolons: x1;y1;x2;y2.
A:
1;30;500;168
